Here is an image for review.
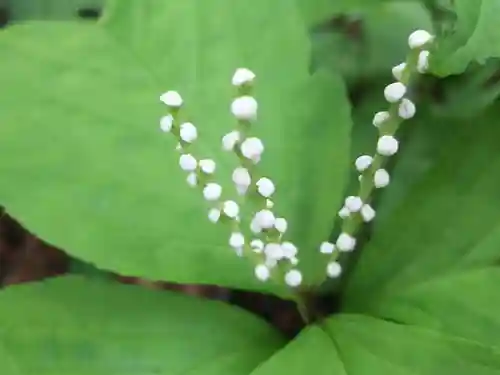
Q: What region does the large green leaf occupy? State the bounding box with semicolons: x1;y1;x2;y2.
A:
0;277;285;374
0;0;352;293
432;0;500;76
251;314;500;375
344;98;500;342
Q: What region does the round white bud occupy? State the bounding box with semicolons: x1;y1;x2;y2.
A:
160;90;183;107
179;154;197;171
345;196;363;212
208;208;221;223
199;159;216;174
179;122;197;143
256;177;275;198
398;98;416;119
231;96;258;120
232;167;251;187
355;155;373;172
284;269;302;287
254;264;270;281
274;217;288;233
336;233;356;252
222;131;241;151
203;183;222;201
408;30;434;49
361;204;376;222
326;262;342;278
254;209;275;229
392;62;406;81
186;172;197;187
281;242;298;258
223;200;240;218
232;68;256;87
384;82;407;103
240;137;264;162
373;111;390;127
160;115;173;132
338;206;350;219
377;135;399;156
250;218;261;234
229;232;245;249
374;169;390;188
320;241;335;254
250;239;264;252
265;258;278;269
417;50;430;73
264;243;284;260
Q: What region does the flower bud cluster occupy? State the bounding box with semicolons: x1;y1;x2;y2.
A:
159;68;302;288
319;30;434;279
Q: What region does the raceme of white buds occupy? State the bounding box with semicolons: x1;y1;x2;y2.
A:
377;135;399;156
355;155;373;172
408;29;434;49
231;96;258;120
384;82;407;103
160;90;183;107
232;68;256;87
374;168;390;188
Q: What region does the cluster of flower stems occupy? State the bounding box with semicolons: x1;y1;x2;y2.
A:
158;29;434;311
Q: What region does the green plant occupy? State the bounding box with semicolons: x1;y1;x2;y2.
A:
1;0;500;374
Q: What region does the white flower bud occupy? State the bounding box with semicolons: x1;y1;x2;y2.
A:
281;242;298;258
345;196;363;212
179;154;197;171
160;115;173;132
208;208;221;223
241;137;264;162
417;50;430;73
186;172;197;187
290;257;299;266
232;68;256;87
392;62;406;81
254;264;270;281
285;269;302;287
355;155;373;172
374;169;390;188
408;30;433;49
250;239;264;252
326;262;342;278
266;199;274;209
229;232;245;249
336;233;356;252
384;82;407;103
377;135;399;156
320;241;335;254
256;177;275;198
265;257;278;269
203;183;222;201
222;131;241;151
160;91;183;107
373;111;390;127
250;218;261;234
254;209;275;229
338;206;350;219
223;200;240;218
231;96;258;120
398;98;416;119
179;122;197;143
199;159;216;174
232;167;251;187
361;204;376;222
274;218;288;233
265;243;284;260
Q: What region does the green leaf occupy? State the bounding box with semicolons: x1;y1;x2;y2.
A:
7;0;104;21
344;101;500;340
251;314;500;375
0;276;285;374
431;0;500;76
0;0;352;293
